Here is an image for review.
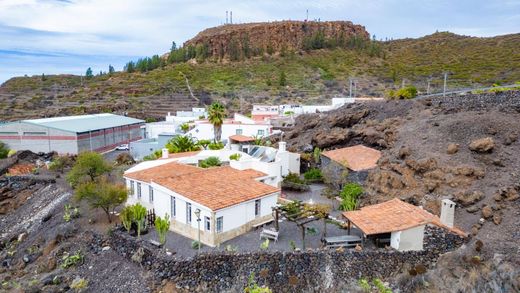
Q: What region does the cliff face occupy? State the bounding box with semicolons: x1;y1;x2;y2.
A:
184;21;369;59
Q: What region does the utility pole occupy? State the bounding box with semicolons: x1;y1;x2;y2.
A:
306;9;308;21
230;11;232;24
443;72;448;97
226;11;228;24
426;77;431;95
348;78;352;98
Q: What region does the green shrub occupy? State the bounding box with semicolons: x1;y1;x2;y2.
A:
283;173;306;185
49;155;73;173
0;142;9;159
198;139;211;149
358;278;371;292
191;240;201;249
7;149;16;158
289;240;297;251
119;206;134;233
61;250;84;269
132;203;147;238
260;238;270;250
386;86;418;99
154;214;171;245
199;156;222;168
373;278;392;293
245;273;273;293
304;168;323;181
63;204;80;222
207;141;224;150
313;147;322;164
229;153;241;161
339;183;364;211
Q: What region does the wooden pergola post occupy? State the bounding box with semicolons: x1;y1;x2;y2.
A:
323;218;327;239
274;209;279;232
347;220;351;235
300;225;306;250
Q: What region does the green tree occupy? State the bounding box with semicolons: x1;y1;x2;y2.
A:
170;41;177;51
180;123;190;133
0;142;9;159
165;136;201;153
75;179;128;223
124;61;135;73
85;67;93;79
208;102;226;141
197;139;211;149
279;71;287;86
155;214;170;245
108;65;115;75
66;152;112;187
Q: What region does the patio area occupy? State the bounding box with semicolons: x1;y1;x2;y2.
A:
282;183;342;218
142;216;364;259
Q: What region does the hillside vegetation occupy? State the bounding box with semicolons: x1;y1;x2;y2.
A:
1;27;519;121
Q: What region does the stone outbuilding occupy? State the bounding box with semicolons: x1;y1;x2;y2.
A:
320;145;382;187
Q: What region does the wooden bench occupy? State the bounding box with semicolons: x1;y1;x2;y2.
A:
252;218;274;230
324;235;362;248
260;229;279;242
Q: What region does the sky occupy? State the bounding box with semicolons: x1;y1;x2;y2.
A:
0;0;519;83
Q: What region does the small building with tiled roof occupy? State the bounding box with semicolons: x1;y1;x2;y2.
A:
342;198;466;251
123;161;280;247
320;145;382;188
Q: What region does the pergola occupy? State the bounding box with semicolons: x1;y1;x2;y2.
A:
272;201;333;249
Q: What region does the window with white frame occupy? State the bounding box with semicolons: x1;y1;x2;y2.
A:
149;186;154;203
257;129;264;136
186;203;192;223
205;216;210;231
216;216;223;233
137;182;141;199
129;180;135;195
255;199;261;217
171;196;176;218
236;129;243;135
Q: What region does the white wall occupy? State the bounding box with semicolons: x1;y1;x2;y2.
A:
125;179;154;210
187;122;271;142
145;122;176;139
215;193;278;233
390;225;425;251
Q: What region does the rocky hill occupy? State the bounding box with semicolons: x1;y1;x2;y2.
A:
184;21;369;59
0;21;519;121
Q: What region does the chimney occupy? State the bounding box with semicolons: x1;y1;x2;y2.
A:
440;199;455;228
167;112;171;116
279;141;286;152
161;148;169;159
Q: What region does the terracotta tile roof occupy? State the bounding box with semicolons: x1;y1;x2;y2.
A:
124;161;200;183
322;145;382;171
343;198;466;237
154;166;279;210
229;134;255;142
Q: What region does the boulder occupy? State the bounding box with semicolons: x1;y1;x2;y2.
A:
447;143;459;155
481;206;493;219
469;137;495;153
503;133;518;145
398;146;411;159
311;128;350;149
454;191;484;207
492;213;502;225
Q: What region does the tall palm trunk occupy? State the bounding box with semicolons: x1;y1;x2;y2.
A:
214;125;222;141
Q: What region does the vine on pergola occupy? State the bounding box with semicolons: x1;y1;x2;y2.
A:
273;200;332;249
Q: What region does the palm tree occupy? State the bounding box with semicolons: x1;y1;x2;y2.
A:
208;102;226;141
165;136;201;153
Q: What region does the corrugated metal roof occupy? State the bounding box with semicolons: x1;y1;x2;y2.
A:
23;113;144;133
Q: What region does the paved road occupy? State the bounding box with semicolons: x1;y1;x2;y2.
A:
103;149;130;162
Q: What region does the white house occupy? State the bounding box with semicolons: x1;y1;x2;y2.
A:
343;198;466;251
165;108;207;124
124;161;280;247
186;113;273;142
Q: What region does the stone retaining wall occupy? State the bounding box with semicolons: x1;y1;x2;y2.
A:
109;228;463;293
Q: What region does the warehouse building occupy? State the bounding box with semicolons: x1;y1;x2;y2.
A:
0;113;144;154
